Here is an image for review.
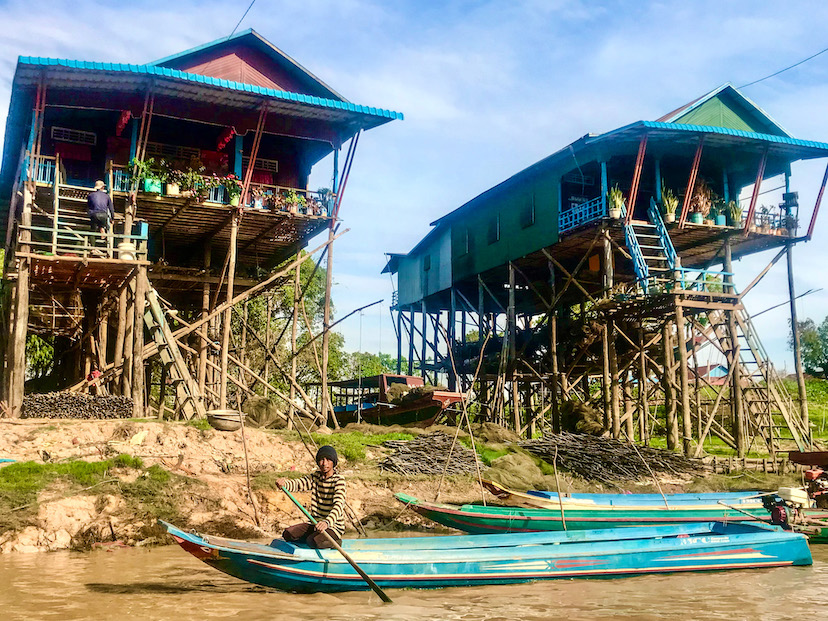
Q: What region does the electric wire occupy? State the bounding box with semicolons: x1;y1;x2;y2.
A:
229;0;257;39
739;44;828;88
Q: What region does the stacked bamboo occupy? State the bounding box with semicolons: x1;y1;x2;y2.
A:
380;431;480;475
520;433;703;486
22;392;134;419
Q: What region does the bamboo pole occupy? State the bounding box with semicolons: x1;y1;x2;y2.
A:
674;305;693;456
321;225;336;428
663;321;678;450
786;242;810;433
289;255;300;430
131;266;147;418
219;210;240;410
198;245;211;407
9;184;32;417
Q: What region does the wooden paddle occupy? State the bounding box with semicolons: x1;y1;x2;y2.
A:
277;484;392;603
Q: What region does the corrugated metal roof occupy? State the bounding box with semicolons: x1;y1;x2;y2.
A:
16;56;403;121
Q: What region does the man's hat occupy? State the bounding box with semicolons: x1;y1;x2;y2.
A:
315;445;338;466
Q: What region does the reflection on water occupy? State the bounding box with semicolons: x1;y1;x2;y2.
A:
0;541;825;620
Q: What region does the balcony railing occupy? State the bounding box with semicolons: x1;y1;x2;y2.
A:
107;163;335;217
559;195;605;234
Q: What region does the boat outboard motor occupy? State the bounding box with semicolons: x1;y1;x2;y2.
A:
805;469;828;508
762;494;793;530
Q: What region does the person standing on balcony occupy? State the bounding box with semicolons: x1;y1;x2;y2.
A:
87;180;114;240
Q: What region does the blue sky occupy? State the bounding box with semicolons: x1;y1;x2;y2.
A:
2;0;828;371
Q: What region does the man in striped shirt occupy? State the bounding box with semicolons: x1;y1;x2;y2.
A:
277;445;347;548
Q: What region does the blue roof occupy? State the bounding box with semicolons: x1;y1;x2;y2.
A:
600;120;828;152
16;56;404;121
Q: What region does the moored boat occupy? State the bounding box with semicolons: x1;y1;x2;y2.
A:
396;492;768;533
161;520;810;593
328;374;463;426
482;479;765;510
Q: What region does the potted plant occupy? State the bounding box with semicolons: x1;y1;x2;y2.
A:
222;174;243;207
165;166;182;196
758;206;770;234
662;187;678;223
608;184;624;219
690;178;713;224
785;213;798;236
179;167;207;201
713;200;727;226
129;157;163;193
728;200;742;228
316;187;335;217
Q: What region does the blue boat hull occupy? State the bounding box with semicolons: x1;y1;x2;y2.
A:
161;520;811;593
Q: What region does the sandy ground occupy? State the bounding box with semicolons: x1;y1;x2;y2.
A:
0;419;481;553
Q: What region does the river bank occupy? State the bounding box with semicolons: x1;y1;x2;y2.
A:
0;418;802;554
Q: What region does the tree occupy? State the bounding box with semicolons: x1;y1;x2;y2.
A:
791;317;828;378
344;352;404;379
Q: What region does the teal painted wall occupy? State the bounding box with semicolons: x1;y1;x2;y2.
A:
451;170;559;282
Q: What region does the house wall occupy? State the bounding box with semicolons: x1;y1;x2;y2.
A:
450;168;560;282
397;227;452;307
159;43;331;98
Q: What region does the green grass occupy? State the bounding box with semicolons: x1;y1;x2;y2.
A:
185;418;213;432
308;431;416;462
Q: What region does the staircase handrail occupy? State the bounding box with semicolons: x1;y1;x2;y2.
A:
648;198;677;269
623;220;650;293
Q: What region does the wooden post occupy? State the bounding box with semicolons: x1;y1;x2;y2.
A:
638;323;648;444
609;321;621;439
131;268;147;417
601;325;612;432
724;240;745;456
787;242;810;433
288;255;300;430
508;263;519;432
265;293;273;395
198;245;211;406
8;183;32;416
396;307;402;375
219;209;240;410
549;260;561;432
674;304;693;456
407;307;415;375
663;321;678;450
321;224;338;428
448;289;457;391
421;301;427;381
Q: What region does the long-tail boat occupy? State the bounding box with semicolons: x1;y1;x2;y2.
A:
481;480;765;510
395;492;769;534
162;520;810;593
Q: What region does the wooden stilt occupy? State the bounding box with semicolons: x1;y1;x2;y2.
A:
638;323;649;445
724;240;745;456
131;267;147;417
548;260;561;432
663;321;678;450
321;225;336;428
674;304;693;456
198;245;211;407
219;209;240;410
9;183;32;417
289;254;300;430
787;242;810;434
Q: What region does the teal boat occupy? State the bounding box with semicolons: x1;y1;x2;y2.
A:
162;520;810;593
396;493;769;533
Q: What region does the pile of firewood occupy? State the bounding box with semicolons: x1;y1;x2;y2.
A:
380;431;481;475
22;392;133;420
520;433;703;486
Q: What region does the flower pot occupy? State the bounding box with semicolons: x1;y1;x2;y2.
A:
609;207;621;219
715;215;727;226
166;183;180;196
143;178;162;193
690;212;704;224
229;195;240;207
664;213;676;223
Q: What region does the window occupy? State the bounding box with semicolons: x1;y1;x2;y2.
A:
51;126;96;146
423;254;431;271
520;195;536;228
458;228;470;255
487;214;500;245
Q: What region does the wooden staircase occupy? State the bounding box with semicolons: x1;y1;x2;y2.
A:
137;274;206;420
705;307;809;453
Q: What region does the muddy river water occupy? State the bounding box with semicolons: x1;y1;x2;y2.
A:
1;541;826;620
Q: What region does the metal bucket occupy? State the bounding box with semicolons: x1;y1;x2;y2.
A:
206;409;244;432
